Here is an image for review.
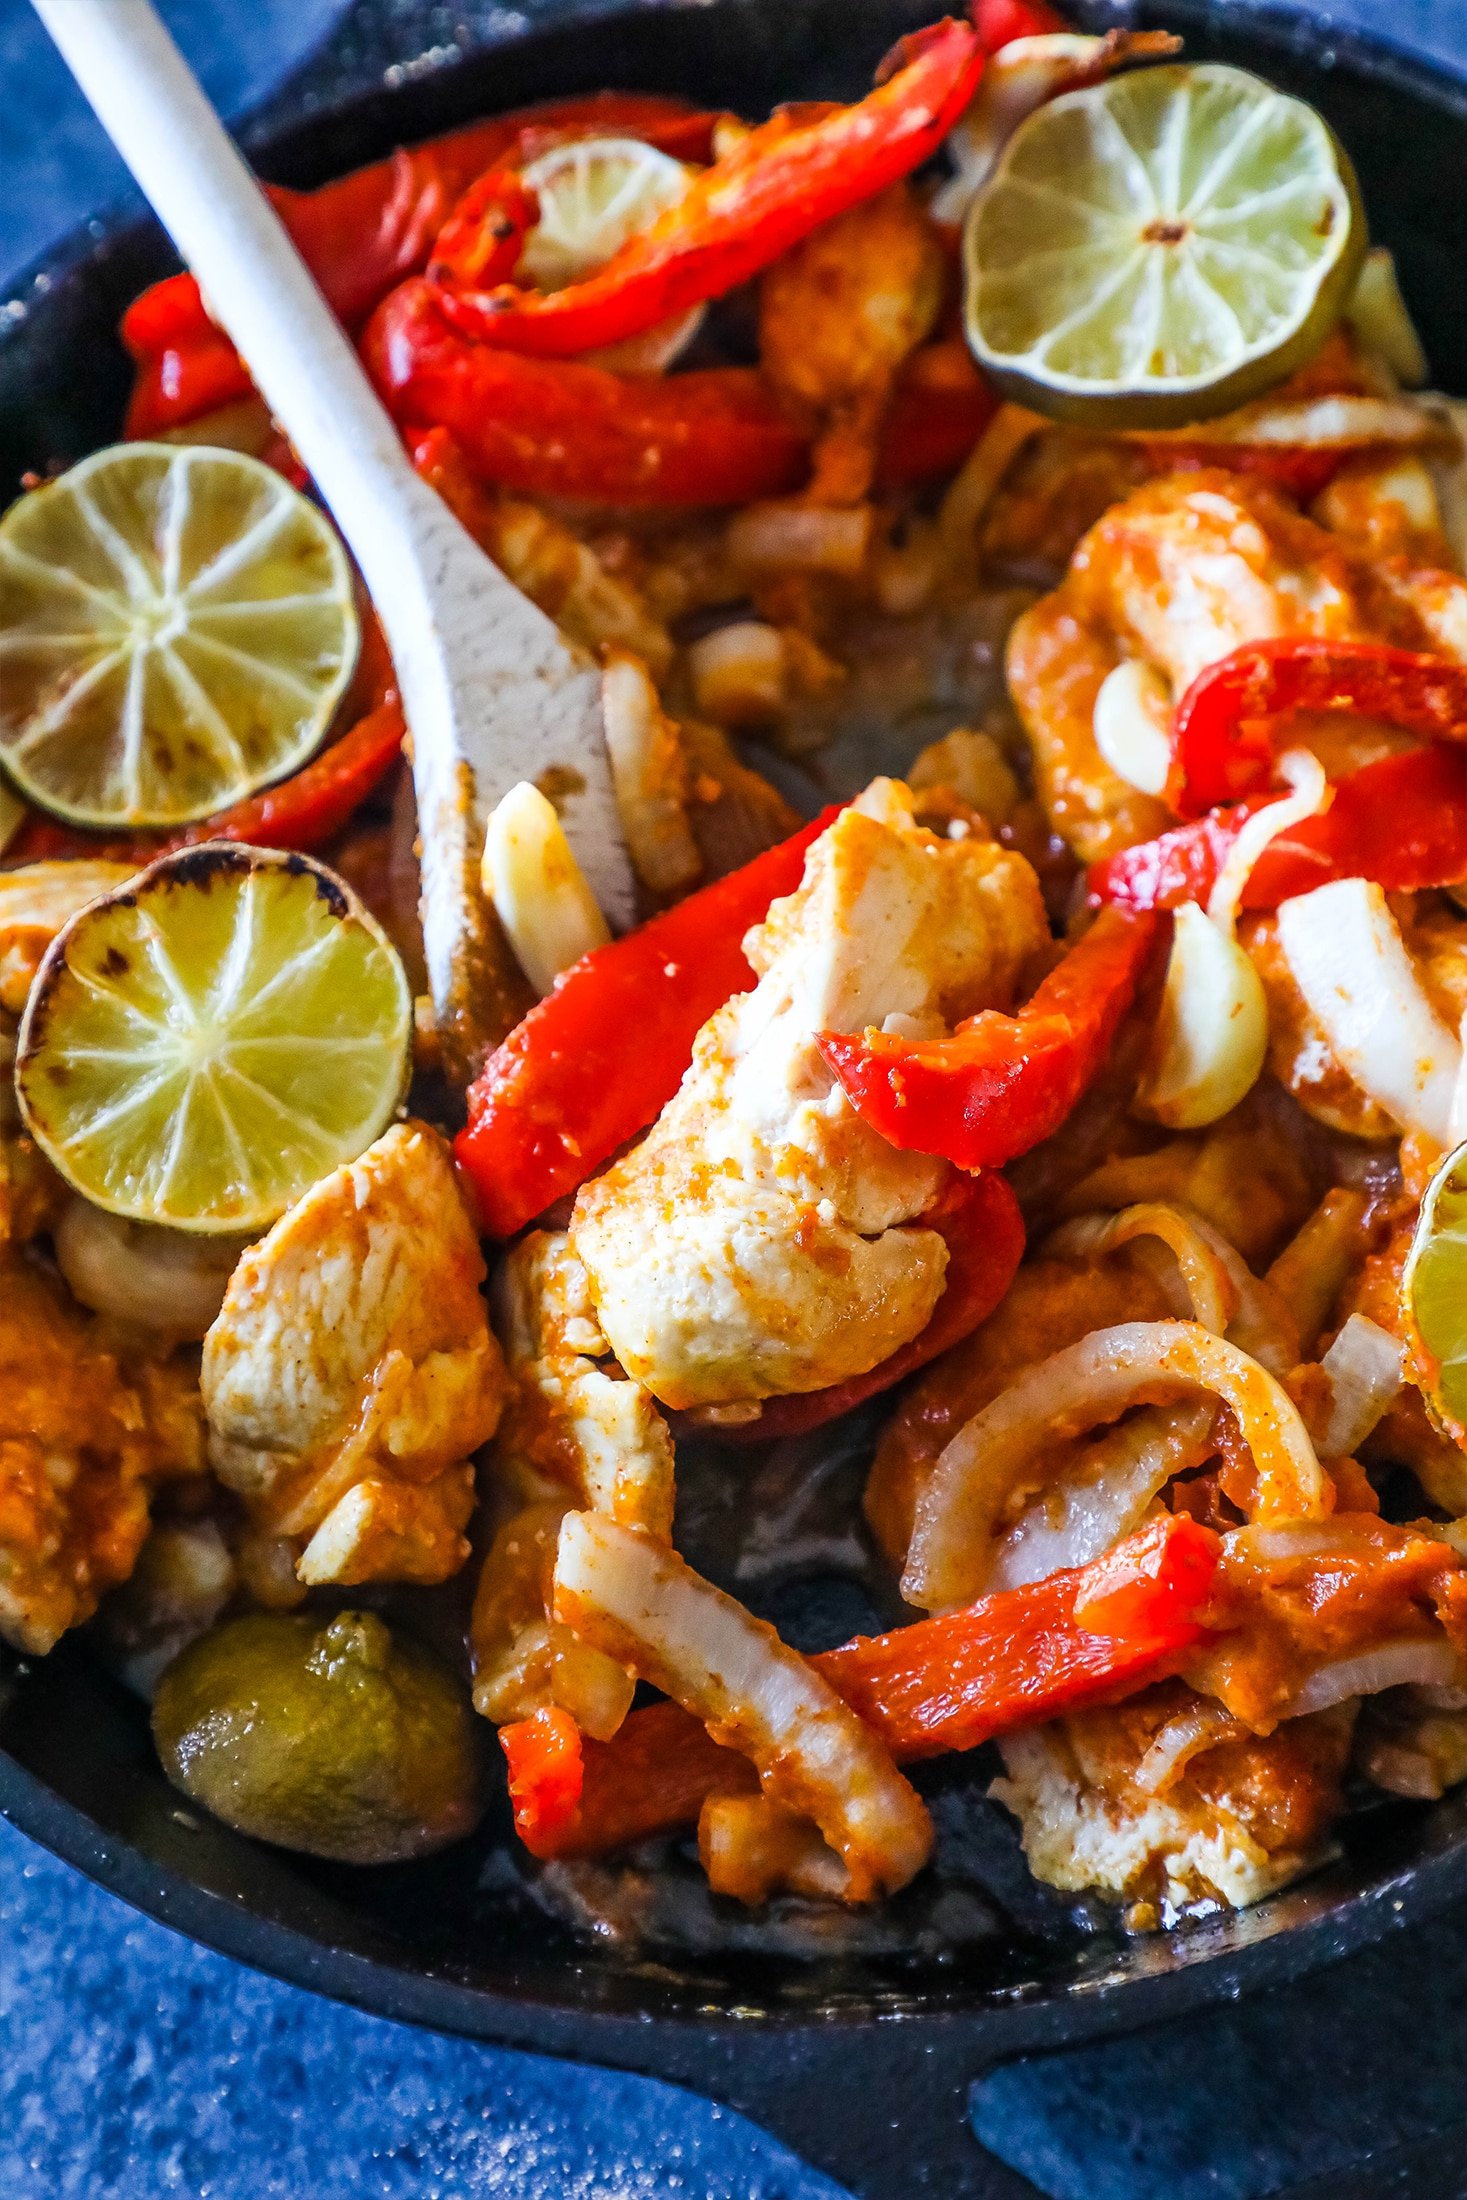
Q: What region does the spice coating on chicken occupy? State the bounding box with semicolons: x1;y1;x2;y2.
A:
570;780;1048;1410
0;1254;204;1653
1008;469;1467;863
202;1120;505;1586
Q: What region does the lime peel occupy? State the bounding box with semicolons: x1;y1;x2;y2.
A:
1403;1138;1467;1445
15;843;410;1234
963;62;1366;429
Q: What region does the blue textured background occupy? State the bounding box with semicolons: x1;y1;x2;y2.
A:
5;4;1467;2196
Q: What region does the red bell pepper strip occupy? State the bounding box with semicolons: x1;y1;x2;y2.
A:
122;93;722;436
1092;743;1467;915
431;20;984;359
709;1168;1025;1444
817;904;1158;1173
972;0;1068;49
508;1512;1220;1858
7;697;405;869
1170;639;1467;817
500;1704;585;1852
427;167;540;290
455;807;840;1238
365;276;809;505
877;338;999;489
1137;441;1344;505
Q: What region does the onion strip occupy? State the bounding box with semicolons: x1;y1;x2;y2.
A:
554;1511;932;1899
1044;1203;1297;1375
904;1320;1326;1613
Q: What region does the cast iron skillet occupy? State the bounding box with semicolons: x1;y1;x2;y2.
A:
3;4;1467;2192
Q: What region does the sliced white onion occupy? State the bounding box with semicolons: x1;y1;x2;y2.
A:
600;651;701;897
482;780;610;998
1345;249;1429;390
933;31;1174;223
1135;903;1269;1131
1317;1312;1405;1458
937;403;1046;561
1092;659;1172;796
988;1399;1214;1592
1289;1638;1462;1716
1276;878;1461;1145
904;1320;1326;1613
1045;1202;1294;1375
1207;750;1330;940
554;1511;933;1899
685;621;787;728
584;304;706;374
1134;1700;1245;1796
54;1198;250;1340
726;500;874;577
1130;393;1444;451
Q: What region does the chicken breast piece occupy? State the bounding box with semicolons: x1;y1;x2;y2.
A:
0;861;137;1016
1008;468;1467;863
571;780;1049;1410
992;1683;1353;1924
202;1120;505;1586
0;1253;204;1653
494;1230;675;1539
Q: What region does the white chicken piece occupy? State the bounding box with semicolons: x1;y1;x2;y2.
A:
1008;468;1467;864
202;1120;506;1587
570;780;1048;1410
992;1686;1353;1923
0;860;137;1015
494;1230;675;1539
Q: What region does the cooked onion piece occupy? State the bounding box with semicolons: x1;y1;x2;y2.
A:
54;1197;250;1340
600;651;701;897
1134;1699;1245;1796
1316;1312;1404;1459
553;1511;933;1899
1136;903;1269;1130
482;780;610;998
1289;1638;1461;1716
1045;1202;1295;1375
989;1399;1215;1592
904;1320;1327;1613
936;403;1046;562
1092;659;1172;797
1207;750;1329;939
726;500;873;577
1276;878;1462;1145
685;621;787;728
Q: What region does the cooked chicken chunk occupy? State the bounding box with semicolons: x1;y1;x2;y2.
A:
495;1230;675;1538
0;860;137;1015
202;1121;505;1586
571;780;1048;1410
0;1254;204;1653
1009;469;1467;863
992;1683;1353;1922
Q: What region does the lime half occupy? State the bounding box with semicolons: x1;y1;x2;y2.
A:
0;443;358;828
15;844;410;1233
517;136;694;291
1403;1140;1467;1445
963;63;1365;428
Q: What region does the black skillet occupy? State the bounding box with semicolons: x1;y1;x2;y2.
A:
3;4;1467;2193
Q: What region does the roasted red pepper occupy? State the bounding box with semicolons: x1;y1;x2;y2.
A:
877;338;999;489
365;276;809;504
972;0;1068;48
817;905;1157;1173
455;808;839;1239
8;697;405;869
500;1704;585;1852
123;92;722;436
510;1512;1220;1858
431;20;983;358
427;166;540;290
1170;639;1467;817
1092;743;1467;915
710;1168;1025;1443
1137;441;1344;505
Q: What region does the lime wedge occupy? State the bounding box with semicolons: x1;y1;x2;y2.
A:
15;844;410;1234
963;62;1365;427
1403;1141;1467;1445
0;443;358;828
517;136;695;292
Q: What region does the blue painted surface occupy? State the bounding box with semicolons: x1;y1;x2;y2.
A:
6;2;1467;2195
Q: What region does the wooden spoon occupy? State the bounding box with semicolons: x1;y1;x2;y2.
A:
31;0;636;1082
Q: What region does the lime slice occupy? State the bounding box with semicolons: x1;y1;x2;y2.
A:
15;844;410;1234
517;136;694;291
963;62;1366;428
0;443;358;829
1403;1141;1467;1445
